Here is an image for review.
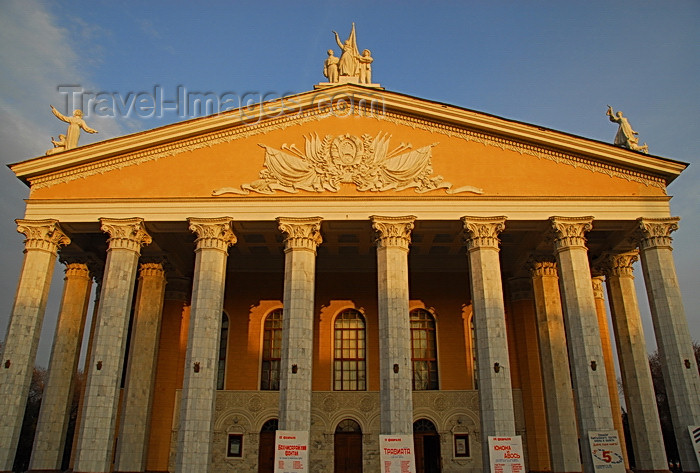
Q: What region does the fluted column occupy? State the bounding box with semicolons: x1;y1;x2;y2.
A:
462;216;516;467
29;258;92;472
74;217;152;473
0;219;70;472
637;217;700;473
529;258;581;473
277;217;322;432
115;261;167;473
176;217;236;473
549;216;614;473
371;215;415;436
602;251;669;473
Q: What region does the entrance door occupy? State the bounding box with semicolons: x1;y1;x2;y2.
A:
258;419;278;473
334;419;363;473
413;419;441;473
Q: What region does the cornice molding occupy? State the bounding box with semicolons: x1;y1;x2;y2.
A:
11;85;681;191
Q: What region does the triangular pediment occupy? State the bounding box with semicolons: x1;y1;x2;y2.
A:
11;84;686;201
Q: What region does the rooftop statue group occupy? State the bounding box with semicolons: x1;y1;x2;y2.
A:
606;105;648;153
46;105;98;155
323;23;374;85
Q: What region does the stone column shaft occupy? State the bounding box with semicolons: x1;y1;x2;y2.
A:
550;216;614;473
277;217;322;432
372;216;415;436
530;259;581;473
507;277;550;472
29;260;92;472
115;262;167;473
74;218;152;473
592;276;629;468
175;217;236;473
603;251;668;472
638;218;700;473
0;219;69;472
462;216;516;467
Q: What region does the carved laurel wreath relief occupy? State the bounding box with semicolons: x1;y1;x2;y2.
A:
212;132;483;195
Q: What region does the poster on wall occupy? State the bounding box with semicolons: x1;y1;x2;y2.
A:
488;436;525;473
689;425;700;467
274;430;309;473
588;431;626;472
379;435;416;473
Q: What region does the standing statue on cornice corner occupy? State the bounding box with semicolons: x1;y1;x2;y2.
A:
47;105;98;154
606;105;648;154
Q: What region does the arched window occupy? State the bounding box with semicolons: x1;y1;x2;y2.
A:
334;310;366;391
217;312;229;390
261;309;283;390
410;309;438;390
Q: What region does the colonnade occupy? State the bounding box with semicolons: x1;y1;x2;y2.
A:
0;215;698;473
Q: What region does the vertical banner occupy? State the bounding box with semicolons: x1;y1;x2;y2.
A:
379;435;416;473
588;431;626;472
274;430;309;473
488;436;525;473
689;425;700;468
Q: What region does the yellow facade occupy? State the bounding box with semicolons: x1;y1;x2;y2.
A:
5;84;692;473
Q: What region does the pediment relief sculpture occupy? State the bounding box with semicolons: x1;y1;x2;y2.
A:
213;132;483;196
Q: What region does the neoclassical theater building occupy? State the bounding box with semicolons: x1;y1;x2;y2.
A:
1;77;699;473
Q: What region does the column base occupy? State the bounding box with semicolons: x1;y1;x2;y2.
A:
632;470;672;473
26;470;63;473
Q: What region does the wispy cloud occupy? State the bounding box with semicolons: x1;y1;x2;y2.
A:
0;0;130;163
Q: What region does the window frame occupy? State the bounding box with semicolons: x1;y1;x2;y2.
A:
261;309;283;391
454;434;470;458
217;312;229;390
410;308;439;391
333;309;367;391
227;433;243;458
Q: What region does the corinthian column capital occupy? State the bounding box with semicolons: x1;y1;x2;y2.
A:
188;217;236;251
100;217;152;252
527;255;558;277
549;216;593;251
636;217;679;250
138;261;166;279
461;216;506;250
16;218;70;254
599;251;639;278
277;217;323;252
371;215;416;250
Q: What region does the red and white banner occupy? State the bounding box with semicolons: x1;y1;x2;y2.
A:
488;436;525;473
379;434;416;473
588;430;625;472
274;430;309;473
689;425;700;468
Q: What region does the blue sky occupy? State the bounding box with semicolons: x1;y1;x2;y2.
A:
1;0;698;367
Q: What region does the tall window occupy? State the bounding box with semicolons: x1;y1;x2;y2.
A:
217;312;229;390
261;309;283;390
334;310;366;391
470;314;478;389
410;309;438;390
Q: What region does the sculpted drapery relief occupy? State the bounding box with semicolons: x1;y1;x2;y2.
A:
212;132;483;196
